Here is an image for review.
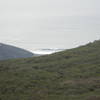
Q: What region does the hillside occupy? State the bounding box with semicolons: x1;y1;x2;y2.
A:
0;43;34;60
0;40;100;100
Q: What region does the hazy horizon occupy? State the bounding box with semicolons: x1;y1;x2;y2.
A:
0;0;100;52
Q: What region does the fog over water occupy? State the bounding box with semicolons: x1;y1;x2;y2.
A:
0;0;100;52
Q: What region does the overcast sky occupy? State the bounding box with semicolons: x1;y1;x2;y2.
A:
0;0;100;51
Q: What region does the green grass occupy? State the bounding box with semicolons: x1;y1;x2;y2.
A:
0;40;100;100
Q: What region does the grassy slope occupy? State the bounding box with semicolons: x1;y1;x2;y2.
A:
0;40;100;100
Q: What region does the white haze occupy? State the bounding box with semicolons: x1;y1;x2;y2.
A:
0;0;100;52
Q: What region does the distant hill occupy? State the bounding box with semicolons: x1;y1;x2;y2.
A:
0;43;34;60
0;40;100;100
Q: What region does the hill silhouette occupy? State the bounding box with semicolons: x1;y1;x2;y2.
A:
0;43;34;60
0;40;100;100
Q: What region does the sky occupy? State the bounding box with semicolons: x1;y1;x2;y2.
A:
0;0;100;52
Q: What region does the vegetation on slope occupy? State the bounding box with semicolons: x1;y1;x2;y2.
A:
0;40;100;100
